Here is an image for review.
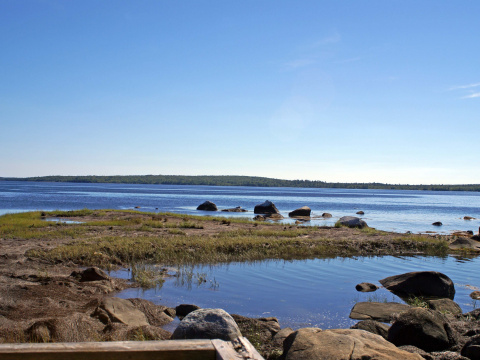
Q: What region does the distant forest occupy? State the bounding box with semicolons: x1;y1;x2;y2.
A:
1;175;480;192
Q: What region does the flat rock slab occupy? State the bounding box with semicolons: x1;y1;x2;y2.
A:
449;237;480;251
98;298;149;327
350;302;411;322
282;328;423;360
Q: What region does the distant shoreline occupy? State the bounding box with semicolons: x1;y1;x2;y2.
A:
1;175;480;192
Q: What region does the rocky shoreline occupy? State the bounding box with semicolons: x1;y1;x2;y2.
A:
1;209;480;359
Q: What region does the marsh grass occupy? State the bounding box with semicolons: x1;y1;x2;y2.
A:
130;264;166;289
6;210;449;268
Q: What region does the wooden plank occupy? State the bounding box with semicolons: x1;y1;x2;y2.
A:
0;340;216;360
213;337;264;360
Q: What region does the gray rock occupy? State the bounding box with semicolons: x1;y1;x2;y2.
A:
253;215;266;221
433;222;443;226
350;320;390;339
355;282;379;292
337;216;368;229
282;328;423;360
93;297;149;327
254;200;280;215
379;271;456;300
350;302;411;322
321;213;332;218
172;308;241;341
288;206;311;217
427;298;463;315
388;307;455;352
128;298;174;326
196;201;218;211
265;213;284;220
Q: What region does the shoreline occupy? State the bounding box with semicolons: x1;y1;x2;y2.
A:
0;209;478;358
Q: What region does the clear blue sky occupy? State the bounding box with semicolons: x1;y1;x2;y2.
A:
1;1;479;184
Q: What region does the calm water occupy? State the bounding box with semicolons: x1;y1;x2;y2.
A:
1;181;480;329
114;255;480;330
1;181;479;234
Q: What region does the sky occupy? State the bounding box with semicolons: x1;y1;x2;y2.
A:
1;1;479;184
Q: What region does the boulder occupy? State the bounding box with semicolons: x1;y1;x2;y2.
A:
288;206;311;217
71;267;110;282
273;327;294;346
449;238;480;251
356;211;365;215
254;200;280;215
355;282;379;292
232;314;280;342
461;335;480;359
93;297;149;326
337;216;368;229
350;302;411;322
175;304;200;319
282;328;423;360
321;213;332;218
433;222;443;226
221;207;247;212
427;299;462;315
266;213;284;220
253;215;266;221
379;271;456;300
387;308;455;352
350;320;390;339
196;201;218;211
128;298;174;326
172;308;241;341
464;216;475;220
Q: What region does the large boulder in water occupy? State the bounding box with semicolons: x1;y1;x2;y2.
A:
282;328;423;360
172;308;241;341
288;206;311;217
387;307;455;352
196;201;218;211
337;216;368;229
379;271;455;300
254;200;280;214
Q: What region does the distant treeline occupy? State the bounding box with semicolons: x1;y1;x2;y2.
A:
1;175;480;192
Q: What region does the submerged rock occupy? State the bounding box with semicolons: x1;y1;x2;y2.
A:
221;206;247;212
355;282;379;292
379;271;455;300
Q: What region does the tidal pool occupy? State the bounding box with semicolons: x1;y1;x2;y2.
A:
113;254;480;330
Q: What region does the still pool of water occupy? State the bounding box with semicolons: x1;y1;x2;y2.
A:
113;255;480;330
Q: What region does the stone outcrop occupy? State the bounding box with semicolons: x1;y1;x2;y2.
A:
288;207;311;217
254;200;280;215
172;308;242;341
387;308;456;352
427;299;462;315
351;320;390;339
281;328;423;360
196;201;218;211
379;271;456;300
93;297;149;326
337;216;368;229
350;302;411;322
355;282;379;292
